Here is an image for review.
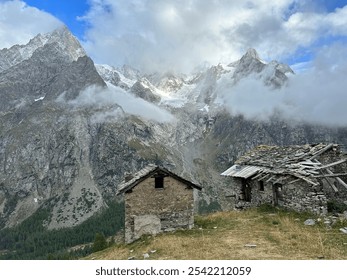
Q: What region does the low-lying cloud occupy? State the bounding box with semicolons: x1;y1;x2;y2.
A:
219;43;347;126
68;85;175;123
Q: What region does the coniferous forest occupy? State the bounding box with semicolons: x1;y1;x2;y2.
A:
0;200;124;259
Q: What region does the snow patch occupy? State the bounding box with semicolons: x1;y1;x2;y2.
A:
34;96;45;102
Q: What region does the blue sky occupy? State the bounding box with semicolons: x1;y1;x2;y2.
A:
24;0;90;38
1;0;347;74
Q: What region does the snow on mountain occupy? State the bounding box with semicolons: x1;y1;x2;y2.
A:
95;64;137;89
0;26;85;73
96;48;294;113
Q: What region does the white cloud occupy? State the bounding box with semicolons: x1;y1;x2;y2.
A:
219;43;347;126
80;0;347;74
68;84;175;123
0;0;62;49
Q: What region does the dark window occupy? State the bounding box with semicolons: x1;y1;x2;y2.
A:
259;180;264;191
155;176;164;189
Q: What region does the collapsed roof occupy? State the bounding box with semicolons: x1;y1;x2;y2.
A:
221;143;347;191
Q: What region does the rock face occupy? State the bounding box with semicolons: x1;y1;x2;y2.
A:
0;28;347;230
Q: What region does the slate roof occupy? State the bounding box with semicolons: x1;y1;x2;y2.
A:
117;164;202;194
221;143;347;189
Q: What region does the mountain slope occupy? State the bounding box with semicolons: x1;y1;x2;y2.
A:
0;27;346;235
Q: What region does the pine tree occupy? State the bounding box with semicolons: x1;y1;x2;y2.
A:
92;233;107;252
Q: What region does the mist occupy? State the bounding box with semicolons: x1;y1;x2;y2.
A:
67;85;175;123
219;43;347;127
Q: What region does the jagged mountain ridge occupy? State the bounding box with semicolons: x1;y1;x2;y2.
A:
0;27;346;231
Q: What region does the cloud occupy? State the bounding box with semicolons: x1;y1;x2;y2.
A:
67;84;175;123
0;0;63;49
80;0;347;74
219;43;347;126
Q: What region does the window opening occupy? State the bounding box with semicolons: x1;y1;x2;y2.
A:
155;176;164;189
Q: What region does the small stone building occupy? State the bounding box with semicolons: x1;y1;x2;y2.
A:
221;143;347;214
117;164;202;243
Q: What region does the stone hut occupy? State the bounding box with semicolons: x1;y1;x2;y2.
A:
117;164;202;243
221;143;347;215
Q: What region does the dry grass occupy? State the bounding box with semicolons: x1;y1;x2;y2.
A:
84;207;347;260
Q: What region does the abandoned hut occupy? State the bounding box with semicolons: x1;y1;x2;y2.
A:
221;143;347;214
117;164;202;243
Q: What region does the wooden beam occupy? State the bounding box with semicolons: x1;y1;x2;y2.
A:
314;173;347;178
316;158;347;170
299;161;322;166
251;172;265;180
286;178;301;185
266;176;275;183
320;166;339;193
257;173;271;181
336;177;347;190
317;168;339;193
309;144;334;160
290;173;319;186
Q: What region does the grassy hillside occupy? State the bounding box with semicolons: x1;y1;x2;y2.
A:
85;206;347;260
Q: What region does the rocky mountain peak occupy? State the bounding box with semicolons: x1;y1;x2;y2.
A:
39;25;86;61
226;48;294;87
0;25;85;73
242;48;261;60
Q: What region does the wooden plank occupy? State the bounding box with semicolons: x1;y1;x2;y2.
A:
299;161;322;166
309;144;334;160
316;158;347;170
251;172;265;180
286;178;301;185
314;173;347;178
290;173;319;186
305;169;320;175
266;176;275;183
317;169;339;192
273;176;288;185
257;174;271;181
336;177;347;190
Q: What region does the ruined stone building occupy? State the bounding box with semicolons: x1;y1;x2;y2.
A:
221;143;347;214
117;164;202;243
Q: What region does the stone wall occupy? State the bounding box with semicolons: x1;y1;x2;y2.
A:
222;146;347;214
124;176;195;243
230;177;328;214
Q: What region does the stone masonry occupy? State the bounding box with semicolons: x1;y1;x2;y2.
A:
117;165;201;243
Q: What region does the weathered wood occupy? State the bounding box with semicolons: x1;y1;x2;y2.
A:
286;178;301;185
299;161;322;166
317;168;339;193
316;158;347;170
320;166;339;193
309;144;334;160
291;173;319;186
314;173;347;178
266;176;275;183
305;169;320;175
336;177;347;190
251;172;265;180
257;173;271;181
